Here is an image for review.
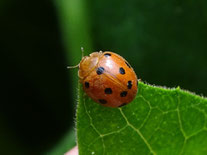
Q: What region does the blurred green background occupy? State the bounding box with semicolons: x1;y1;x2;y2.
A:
1;0;207;154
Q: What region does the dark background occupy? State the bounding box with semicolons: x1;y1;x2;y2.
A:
1;0;207;154
1;0;73;154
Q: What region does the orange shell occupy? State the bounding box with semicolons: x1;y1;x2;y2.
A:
78;51;138;108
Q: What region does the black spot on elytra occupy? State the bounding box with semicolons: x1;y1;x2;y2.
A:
104;88;112;94
85;82;89;88
127;81;132;89
104;53;111;57
119;103;127;107
96;67;105;75
125;61;131;68
99;99;107;104
119;67;125;75
120;91;127;97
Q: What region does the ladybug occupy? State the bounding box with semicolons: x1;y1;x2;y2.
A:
69;51;138;108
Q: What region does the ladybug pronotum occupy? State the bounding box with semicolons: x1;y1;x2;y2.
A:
73;51;138;108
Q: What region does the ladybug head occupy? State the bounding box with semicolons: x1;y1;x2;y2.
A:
78;51;102;80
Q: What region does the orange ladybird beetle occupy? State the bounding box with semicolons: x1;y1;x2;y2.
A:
69;50;138;108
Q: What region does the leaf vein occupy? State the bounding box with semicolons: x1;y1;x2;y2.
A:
177;91;187;155
119;108;156;155
83;97;106;154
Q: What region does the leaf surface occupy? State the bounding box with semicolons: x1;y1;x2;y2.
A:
77;82;207;155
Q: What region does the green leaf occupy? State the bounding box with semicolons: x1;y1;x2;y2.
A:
76;82;207;155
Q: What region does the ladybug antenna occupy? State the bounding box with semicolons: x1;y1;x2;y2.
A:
67;64;79;69
67;47;84;69
81;47;84;57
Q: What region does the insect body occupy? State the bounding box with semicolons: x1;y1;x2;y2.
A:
76;51;138;108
